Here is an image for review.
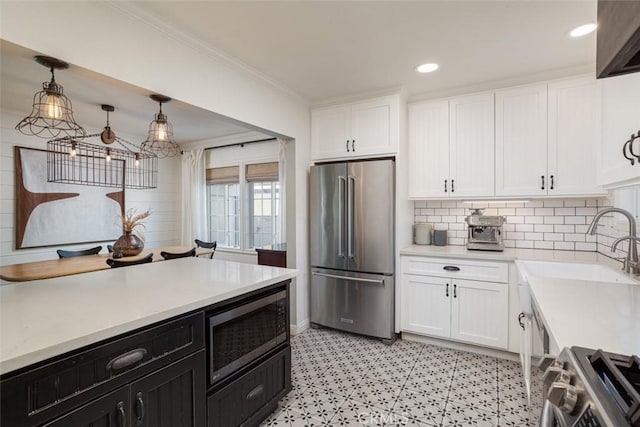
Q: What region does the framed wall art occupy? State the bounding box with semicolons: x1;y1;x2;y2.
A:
15;146;125;249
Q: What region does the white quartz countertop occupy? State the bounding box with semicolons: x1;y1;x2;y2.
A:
400;244;616;264
0;258;298;375
528;276;640;355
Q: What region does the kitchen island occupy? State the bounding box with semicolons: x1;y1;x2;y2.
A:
0;257;298;427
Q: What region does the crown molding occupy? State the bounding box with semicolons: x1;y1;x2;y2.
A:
105;1;309;106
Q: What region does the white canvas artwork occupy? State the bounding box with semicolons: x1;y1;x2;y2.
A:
16;147;124;249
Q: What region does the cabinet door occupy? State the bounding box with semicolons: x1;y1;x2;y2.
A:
408;100;450;198
401;274;451;338
548;77;604;196
42;386;129;427
495;84;548;196
350;96;398;157
311;105;351;160
451;279;508;349
450;93;495;197
130;350;206;427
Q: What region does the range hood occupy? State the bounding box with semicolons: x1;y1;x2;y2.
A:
597;0;640;78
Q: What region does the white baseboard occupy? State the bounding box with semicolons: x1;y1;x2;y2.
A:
401;332;520;362
290;318;310;336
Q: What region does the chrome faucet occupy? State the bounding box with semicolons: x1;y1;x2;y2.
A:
586;207;639;275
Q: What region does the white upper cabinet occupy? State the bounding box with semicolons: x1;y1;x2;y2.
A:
495;84;548;196
408;93;494;198
449;93;495;197
408;100;449;198
548;77;603;196
311;95;399;161
495;77;605;197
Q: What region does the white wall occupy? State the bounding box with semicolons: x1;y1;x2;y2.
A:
0;1;311;330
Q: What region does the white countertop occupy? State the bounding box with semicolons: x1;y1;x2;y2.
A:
0;258;297;375
529;276;640;355
401;244;617;264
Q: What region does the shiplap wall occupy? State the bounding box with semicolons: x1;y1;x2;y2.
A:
0;110;181;266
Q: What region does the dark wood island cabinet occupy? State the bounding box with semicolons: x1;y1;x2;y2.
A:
1;278;292;427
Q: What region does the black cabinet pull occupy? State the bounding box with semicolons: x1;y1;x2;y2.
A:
541;175;545;190
623;138;635;165
246;384;265;401
346;140;350;152
550;175;554;190
453;284;457;298
451;179;455;193
107;348;147;372
446;283;449;297
444;179;448;192
352;140;356;152
117;402;126;427
135;392;145;426
443;266;460;272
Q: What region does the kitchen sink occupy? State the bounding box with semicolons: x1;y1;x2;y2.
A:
515;260;638;284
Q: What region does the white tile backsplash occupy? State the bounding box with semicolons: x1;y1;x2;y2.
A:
413;198;610;251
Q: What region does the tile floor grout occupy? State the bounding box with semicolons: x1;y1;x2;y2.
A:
262;328;542;426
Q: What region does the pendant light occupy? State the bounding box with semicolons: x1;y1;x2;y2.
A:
140;94;181;158
15;56;86;139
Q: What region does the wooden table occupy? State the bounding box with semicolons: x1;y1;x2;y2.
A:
0;247;213;282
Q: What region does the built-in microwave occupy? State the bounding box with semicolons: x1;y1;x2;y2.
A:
208;288;288;384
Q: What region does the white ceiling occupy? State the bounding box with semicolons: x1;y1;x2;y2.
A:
130;0;598;103
0;41;266;144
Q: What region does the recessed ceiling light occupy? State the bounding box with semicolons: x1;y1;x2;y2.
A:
416;63;439;73
570;23;597;38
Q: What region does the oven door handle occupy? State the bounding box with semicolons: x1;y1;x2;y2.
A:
210;289;287;327
312;271;384;284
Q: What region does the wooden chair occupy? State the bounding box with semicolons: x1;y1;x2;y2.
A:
194;239;217;259
106;253;153;268
160;247;196;260
57;246;102;259
107;244;114;253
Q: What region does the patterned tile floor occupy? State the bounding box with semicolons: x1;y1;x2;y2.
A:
260;328;543;426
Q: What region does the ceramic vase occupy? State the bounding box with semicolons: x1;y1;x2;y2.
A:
113;231;144;257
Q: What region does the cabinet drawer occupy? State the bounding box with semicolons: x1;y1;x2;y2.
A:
1;312;204;427
208;346;291;427
402;256;509;283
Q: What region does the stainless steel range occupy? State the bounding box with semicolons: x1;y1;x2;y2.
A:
539;347;640;426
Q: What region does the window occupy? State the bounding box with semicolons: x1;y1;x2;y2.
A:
245;162;280;249
206;166;240;248
206;161;281;251
248;181;279;248
207;183;240;248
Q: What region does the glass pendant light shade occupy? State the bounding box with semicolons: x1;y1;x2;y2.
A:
140;94;181;158
15;56;86;139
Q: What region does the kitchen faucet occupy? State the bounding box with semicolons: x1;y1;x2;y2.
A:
586;207;639;275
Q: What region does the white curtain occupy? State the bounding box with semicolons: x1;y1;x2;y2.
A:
181;148;208;246
277;138;287;242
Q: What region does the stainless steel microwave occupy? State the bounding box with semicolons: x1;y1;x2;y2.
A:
209;289;287;384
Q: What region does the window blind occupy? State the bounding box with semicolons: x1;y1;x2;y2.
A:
245;162;279;182
206;166;239;184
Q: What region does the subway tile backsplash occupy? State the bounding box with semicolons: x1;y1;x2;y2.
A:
413;198;612;251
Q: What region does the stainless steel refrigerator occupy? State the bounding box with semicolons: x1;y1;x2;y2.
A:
310;159;395;342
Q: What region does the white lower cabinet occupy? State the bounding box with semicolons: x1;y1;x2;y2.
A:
401;256;509;350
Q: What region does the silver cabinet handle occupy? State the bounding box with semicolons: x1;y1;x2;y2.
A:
312;271;384;284
107;348;147;371
117;401;127;427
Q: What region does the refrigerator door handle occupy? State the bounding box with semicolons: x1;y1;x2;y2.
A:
347;175;355;258
338;176;347;258
311;271;385;284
